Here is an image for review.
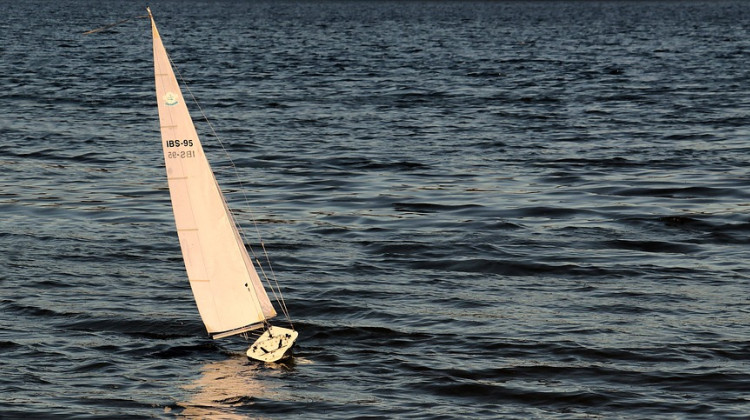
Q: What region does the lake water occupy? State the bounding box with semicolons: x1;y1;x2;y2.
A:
1;0;749;418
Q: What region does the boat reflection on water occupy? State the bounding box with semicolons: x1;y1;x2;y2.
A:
177;354;295;418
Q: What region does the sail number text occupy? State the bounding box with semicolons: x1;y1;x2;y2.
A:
165;139;195;159
166;139;194;148
167;150;196;159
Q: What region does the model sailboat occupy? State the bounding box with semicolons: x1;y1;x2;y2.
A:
147;8;297;362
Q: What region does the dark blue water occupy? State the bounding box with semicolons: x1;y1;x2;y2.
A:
2;0;749;418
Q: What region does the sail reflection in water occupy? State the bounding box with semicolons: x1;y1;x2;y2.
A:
178;356;278;418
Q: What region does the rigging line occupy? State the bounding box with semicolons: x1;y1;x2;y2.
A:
254;252;293;326
164;50;293;321
259;243;293;326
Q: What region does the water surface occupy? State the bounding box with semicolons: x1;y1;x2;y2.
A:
1;0;749;418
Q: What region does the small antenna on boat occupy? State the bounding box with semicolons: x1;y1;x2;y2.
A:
83;14;148;35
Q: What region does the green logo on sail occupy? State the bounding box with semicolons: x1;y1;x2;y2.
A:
164;92;178;106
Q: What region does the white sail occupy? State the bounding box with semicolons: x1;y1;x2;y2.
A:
148;9;277;338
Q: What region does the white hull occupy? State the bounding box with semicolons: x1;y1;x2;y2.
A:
247;326;298;362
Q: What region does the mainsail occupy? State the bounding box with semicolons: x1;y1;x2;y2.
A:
148;8;277;339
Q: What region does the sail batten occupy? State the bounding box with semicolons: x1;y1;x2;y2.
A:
148;8;276;338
